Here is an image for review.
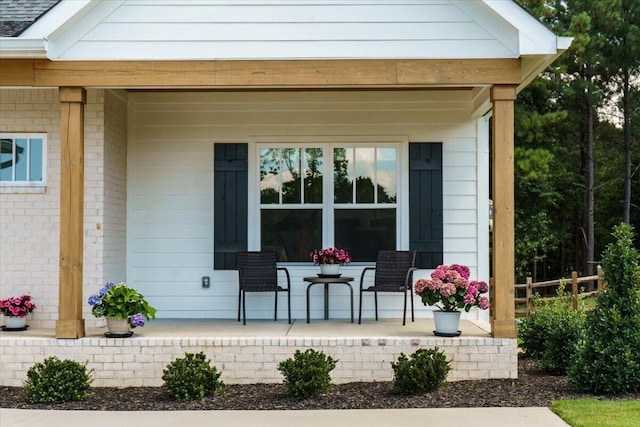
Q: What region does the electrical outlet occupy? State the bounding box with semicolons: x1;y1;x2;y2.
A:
202;276;210;288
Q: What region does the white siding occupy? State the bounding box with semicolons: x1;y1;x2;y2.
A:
128;90;487;320
49;0;518;60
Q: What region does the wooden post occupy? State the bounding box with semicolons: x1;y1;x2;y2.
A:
525;277;533;316
597;265;605;291
490;84;517;338
55;87;86;339
571;271;579;311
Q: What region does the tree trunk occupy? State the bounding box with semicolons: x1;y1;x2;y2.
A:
585;81;595;281
623;68;632;224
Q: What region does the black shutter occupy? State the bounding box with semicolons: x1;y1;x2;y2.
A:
409;142;443;269
214;143;248;269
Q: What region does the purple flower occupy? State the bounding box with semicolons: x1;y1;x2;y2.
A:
130;313;145;327
88;294;101;306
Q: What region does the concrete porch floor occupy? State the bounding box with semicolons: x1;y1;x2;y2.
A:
2;317;492;339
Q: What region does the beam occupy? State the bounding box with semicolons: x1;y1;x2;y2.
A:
55;87;86;339
0;59;34;86
0;58;520;88
490;84;517;339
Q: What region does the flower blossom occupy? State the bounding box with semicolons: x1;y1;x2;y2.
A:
130;313;145;327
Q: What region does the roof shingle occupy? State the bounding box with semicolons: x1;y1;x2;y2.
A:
0;0;61;37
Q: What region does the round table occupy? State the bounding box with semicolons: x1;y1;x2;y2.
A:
303;276;355;323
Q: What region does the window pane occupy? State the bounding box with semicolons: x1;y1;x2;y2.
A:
14;138;27;181
334;147;353;203
260;148;280;204
29;138;43;181
281;148;301;204
261;209;322;262
304;148;323;203
377;147;396;203
0;138;14;181
335;209;396;261
355;147;375;203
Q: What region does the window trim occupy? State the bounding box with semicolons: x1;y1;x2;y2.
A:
0;132;47;188
250;137;409;259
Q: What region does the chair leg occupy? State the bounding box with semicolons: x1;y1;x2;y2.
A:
403;288;408;326
358;289;363;324
242;290;247;325
410;289;415;322
287;290;291;324
374;290;378;321
274;290;278;321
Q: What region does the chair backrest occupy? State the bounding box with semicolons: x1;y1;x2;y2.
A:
373;250;416;292
236;251;278;291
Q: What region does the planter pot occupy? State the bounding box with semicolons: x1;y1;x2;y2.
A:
319;264;341;275
106;317;131;335
433;311;461;337
4;316;27;329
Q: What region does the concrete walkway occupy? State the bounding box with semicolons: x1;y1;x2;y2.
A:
1;408;570;427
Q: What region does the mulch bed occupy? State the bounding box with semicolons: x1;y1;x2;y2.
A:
1;358;637;411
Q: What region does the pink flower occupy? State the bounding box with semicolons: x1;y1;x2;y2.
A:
427;278;442;291
476;281;489;293
466;284;479;297
478;296;490;310
450;264;470;280
439;283;457;298
431;265;447;280
463;293;476;305
414;279;428;294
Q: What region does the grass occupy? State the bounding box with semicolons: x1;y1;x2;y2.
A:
551;399;640;427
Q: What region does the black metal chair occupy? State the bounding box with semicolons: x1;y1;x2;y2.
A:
236;251;291;325
358;250;417;325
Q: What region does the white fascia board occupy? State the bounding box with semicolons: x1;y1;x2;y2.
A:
482;0;560;55
0;38;48;58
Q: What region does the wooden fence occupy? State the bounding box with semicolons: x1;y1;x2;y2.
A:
514;267;606;317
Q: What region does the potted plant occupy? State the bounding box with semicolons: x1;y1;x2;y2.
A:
0;294;36;330
88;281;156;336
310;247;352;275
414;264;489;336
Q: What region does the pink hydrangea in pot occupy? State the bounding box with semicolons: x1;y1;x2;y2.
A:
414;264;490;312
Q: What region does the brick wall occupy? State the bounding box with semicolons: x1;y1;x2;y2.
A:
0;88;127;329
0;336;517;387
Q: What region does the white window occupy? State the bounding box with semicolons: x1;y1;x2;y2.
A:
0;133;46;186
257;143;399;262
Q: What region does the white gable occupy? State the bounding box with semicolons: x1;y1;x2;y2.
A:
9;0;564;61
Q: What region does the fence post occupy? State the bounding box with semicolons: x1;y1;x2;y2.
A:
597;265;605;291
571;271;578;310
526;277;532;316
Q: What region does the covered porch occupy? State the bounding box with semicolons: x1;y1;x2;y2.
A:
0;318;516;387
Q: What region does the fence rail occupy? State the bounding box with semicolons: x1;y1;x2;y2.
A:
514;267;606;316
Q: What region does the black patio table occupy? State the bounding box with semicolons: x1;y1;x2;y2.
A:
303;276;354;323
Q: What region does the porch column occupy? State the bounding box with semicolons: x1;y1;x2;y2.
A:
490;84;517;338
55;87;86;339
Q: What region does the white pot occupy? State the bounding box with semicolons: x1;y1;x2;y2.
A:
433;311;461;335
106;317;130;335
319;264;341;275
4;316;27;329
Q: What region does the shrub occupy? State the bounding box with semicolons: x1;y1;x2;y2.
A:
391;347;451;395
24;357;93;403
278;349;337;399
162;352;224;401
569;223;640;394
517;290;585;375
